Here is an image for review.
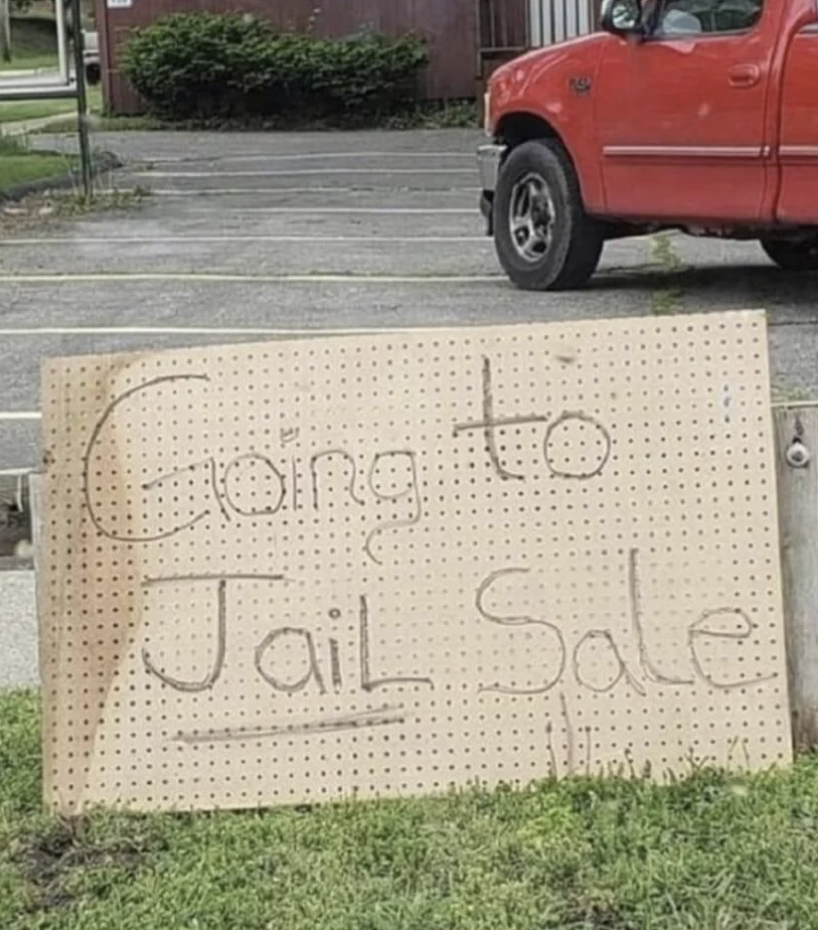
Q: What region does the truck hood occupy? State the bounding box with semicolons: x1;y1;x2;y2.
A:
489;32;607;95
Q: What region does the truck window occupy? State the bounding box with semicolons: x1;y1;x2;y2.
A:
655;0;763;35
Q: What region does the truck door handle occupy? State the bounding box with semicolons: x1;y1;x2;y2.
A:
728;64;761;87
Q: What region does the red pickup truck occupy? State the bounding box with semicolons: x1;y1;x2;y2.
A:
478;0;818;289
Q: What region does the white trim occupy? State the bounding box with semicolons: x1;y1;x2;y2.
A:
779;145;818;159
603;145;764;159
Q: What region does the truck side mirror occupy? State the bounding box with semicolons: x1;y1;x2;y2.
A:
600;0;646;35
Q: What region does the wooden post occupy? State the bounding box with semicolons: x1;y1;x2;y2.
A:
27;472;47;685
775;404;818;751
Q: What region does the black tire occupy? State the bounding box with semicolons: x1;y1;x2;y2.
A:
760;234;818;272
493;138;603;291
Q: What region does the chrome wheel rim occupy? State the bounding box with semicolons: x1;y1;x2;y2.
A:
508;172;555;263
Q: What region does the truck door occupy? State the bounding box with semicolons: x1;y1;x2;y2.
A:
776;24;818;223
593;0;777;221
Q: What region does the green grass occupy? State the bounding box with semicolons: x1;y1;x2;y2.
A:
0;152;77;192
0;87;102;126
3;688;818;930
36;100;479;134
0;101;76;126
33;112;164;134
2;16;59;70
0;53;57;72
650;233;687;315
772;383;816;404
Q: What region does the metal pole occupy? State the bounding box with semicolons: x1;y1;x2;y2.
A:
774;403;818;751
70;0;93;200
0;0;11;65
55;0;70;84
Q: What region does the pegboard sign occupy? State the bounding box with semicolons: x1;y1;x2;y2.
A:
40;310;792;815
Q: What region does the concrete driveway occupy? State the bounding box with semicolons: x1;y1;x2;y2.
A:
1;126;817;686
2;127;817;468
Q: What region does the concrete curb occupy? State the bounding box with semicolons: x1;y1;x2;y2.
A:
0;150;123;203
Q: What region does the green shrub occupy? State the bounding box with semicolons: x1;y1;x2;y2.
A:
120;13;275;120
309;32;430;114
121;13;430;124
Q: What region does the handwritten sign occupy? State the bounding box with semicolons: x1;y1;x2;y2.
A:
40;311;792;814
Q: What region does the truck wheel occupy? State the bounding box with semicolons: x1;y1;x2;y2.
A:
493;138;603;291
760;235;818;272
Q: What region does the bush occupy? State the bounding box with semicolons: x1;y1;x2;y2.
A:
121;13;430;124
309;32;430;114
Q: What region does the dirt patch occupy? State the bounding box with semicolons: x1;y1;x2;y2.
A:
14;818;163;913
0;186;148;237
0;192;66;235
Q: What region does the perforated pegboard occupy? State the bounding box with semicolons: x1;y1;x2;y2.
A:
39;310;792;815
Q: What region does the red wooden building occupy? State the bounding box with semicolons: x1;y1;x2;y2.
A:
95;0;598;115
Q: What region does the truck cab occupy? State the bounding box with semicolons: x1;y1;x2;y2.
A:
479;0;818;289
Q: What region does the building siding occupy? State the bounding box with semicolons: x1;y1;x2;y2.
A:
97;0;479;115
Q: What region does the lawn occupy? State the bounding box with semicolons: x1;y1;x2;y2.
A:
0;53;57;73
1;15;59;72
1;15;101;126
0;87;103;127
0;134;77;195
2;688;818;930
0;153;77;193
32;112;165;133
0;100;76;126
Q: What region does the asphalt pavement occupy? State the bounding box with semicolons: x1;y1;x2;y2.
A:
1;126;818;686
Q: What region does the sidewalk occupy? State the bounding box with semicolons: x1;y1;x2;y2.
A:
0;571;37;688
1;68;54;78
1;112;79;136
